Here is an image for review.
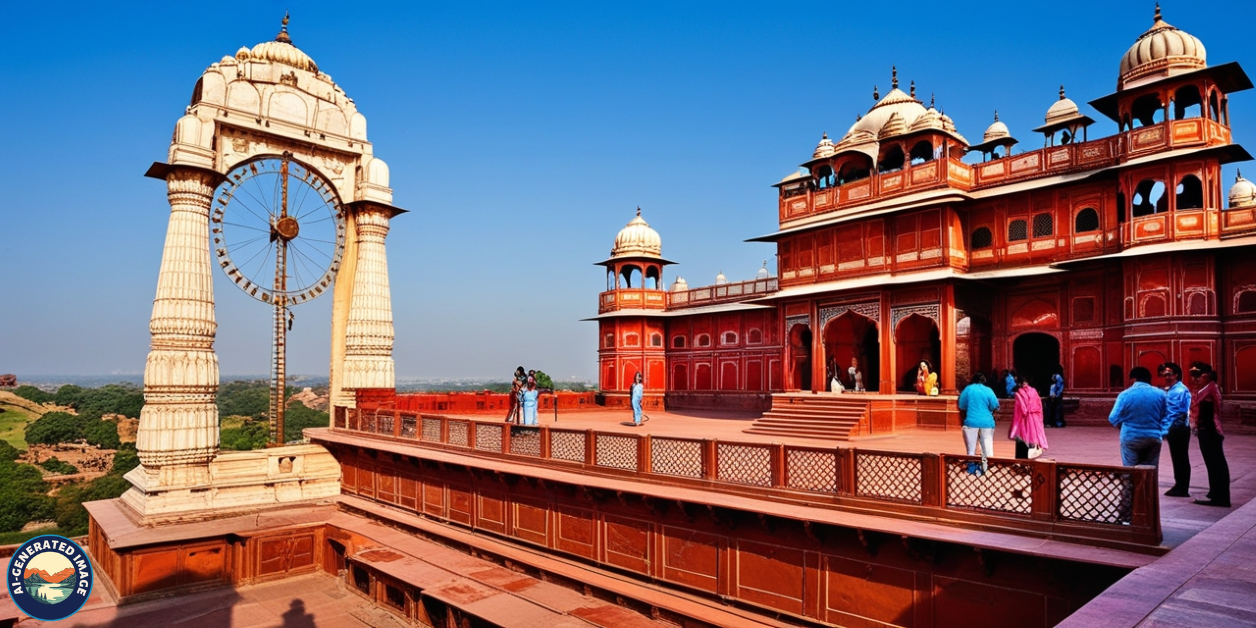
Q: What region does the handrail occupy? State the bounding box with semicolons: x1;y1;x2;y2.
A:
334;409;1163;551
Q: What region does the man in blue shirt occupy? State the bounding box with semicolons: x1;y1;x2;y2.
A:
1160;362;1193;497
1048;370;1067;428
1109;366;1169;467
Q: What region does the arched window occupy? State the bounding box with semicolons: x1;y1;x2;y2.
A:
722;331;738;345
695;334;711;348
1131;94;1165;128
1176;175;1204;210
1210;91;1221;122
1008;220;1028;242
878;145;905;173
645;266;661;289
815;165;836;189
620;265;642;288
971;227;993;249
909;140;933;165
1032;212;1054;238
1174;85;1203;120
1131;179;1167;217
650;333;663;347
1074;207;1100;233
607;269;615;290
838;155;872;184
747;328;763;344
604;334;615;348
624;333;640;347
672;335;686;349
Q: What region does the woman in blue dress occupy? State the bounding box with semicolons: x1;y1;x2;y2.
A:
631;372;645;425
521;377;540;426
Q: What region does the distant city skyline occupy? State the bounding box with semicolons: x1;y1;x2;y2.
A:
3;1;1255;380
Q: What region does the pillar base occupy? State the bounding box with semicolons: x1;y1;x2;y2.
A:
120;444;341;525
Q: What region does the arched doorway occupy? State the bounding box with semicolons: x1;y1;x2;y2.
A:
789;323;812;391
956;316;992;387
823;311;880;391
1012;332;1061;395
895;314;940;392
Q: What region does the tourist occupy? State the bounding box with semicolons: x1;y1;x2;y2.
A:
959;372;999;462
915;361;937;396
1004;370;1016;400
1160;362;1192;497
1190;363;1230;508
1047;368;1067;427
830;360;843;393
1108;367;1169;467
521;377;540;426
1009;375;1048;459
849;357;864;393
505;366;525;423
630;372;646;426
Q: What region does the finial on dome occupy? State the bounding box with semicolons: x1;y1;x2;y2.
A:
892;66;898;90
822;131;828;139
1154;2;1162;22
873;85;879;101
1059;85;1066;100
1239;168;1245;181
636;206;641;217
930;93;935;108
276;11;292;43
994;110;999;122
910;80;916;99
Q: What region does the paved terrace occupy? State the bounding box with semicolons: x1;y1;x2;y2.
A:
446;405;1256;550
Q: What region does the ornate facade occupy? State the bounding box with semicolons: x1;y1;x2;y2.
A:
596;8;1256;421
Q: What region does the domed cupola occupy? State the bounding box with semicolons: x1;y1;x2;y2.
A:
1118;5;1207;90
756;261;770;280
1230;170;1256;208
611;207;664;260
840;67;929;145
670;276;689;292
715;271;728;285
243;13;320;74
1033;86;1095;146
967;111;1019;159
813;133;836;159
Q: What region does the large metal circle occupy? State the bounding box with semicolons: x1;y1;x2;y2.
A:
210;154;346;305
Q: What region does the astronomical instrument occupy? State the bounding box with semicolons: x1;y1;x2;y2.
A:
211;153;346;444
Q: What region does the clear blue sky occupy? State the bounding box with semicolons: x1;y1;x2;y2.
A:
3;1;1255;381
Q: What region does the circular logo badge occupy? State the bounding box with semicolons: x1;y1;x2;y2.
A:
6;535;93;621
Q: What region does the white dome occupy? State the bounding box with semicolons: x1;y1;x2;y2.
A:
756;262;769;280
246;15;319;73
983;113;1011;144
812;133;836;159
670;276;689;292
1045;86;1081;125
610;208;663;259
841;88;928;144
1119;7;1206;89
715;271;728;285
1230;171;1256;207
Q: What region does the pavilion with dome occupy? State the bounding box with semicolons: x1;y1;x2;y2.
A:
593;6;1256;432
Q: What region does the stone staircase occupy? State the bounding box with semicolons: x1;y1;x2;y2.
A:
743;393;869;441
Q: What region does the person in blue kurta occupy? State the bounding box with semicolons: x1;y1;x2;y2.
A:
630;372;645;426
1109;366;1169;467
1047;370;1067;427
521;378;540;426
958;372;1000;461
1160;362;1192;496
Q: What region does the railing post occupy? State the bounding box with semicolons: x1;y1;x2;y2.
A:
639;435;652;474
501;422;511;454
440;416;448;444
921;453;943;507
1130;465;1161;542
467;420;477;449
703;440;718;481
392;410;401;438
540;426;551;459
837;447;855;496
1030;459;1058;522
770;444;785;489
585;430;596;466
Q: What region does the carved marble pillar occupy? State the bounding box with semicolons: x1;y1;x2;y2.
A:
135;168;220;479
341;205;396;392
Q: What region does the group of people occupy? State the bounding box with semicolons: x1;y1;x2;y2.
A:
1109;362;1230;507
957;371;1052;465
828;357;865;393
504;366;546;426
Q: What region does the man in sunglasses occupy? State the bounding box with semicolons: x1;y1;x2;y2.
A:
1160;362;1192;497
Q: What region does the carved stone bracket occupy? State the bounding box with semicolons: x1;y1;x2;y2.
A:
819;301;881;330
891;303;940;330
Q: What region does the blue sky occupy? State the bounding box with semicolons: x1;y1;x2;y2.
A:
3;1;1255;381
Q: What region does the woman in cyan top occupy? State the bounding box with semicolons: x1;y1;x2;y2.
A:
630;372;645;426
521;377;539;426
958;372;1000;459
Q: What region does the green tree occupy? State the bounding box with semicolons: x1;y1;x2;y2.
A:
84;420;121;449
112;445;140;476
11;385;52;404
217;380;273;419
24;411;88;446
533;370;555;389
77;384;145;419
0;440;20;463
0;489;53;533
221;418;269;451
39;457;79;475
284;402;329;443
53;474;130;534
53;384;86;408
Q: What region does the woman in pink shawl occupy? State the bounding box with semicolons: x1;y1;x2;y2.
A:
1009;375;1049;459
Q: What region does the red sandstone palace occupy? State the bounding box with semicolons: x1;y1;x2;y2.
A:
595;7;1256;425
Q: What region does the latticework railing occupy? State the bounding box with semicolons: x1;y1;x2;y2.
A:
332;411;1162;549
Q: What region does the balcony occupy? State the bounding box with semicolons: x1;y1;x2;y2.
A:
667;277;778;309
779;158;972;225
598;288;667;314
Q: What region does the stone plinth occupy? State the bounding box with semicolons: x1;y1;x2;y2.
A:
120;444;340;524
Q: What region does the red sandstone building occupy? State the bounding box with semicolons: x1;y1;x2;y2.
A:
596;8;1256;426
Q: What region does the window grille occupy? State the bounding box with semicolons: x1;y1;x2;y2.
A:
1008;219;1028;242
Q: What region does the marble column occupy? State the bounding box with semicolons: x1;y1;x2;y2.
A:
341;205;396;391
135;168;220;479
